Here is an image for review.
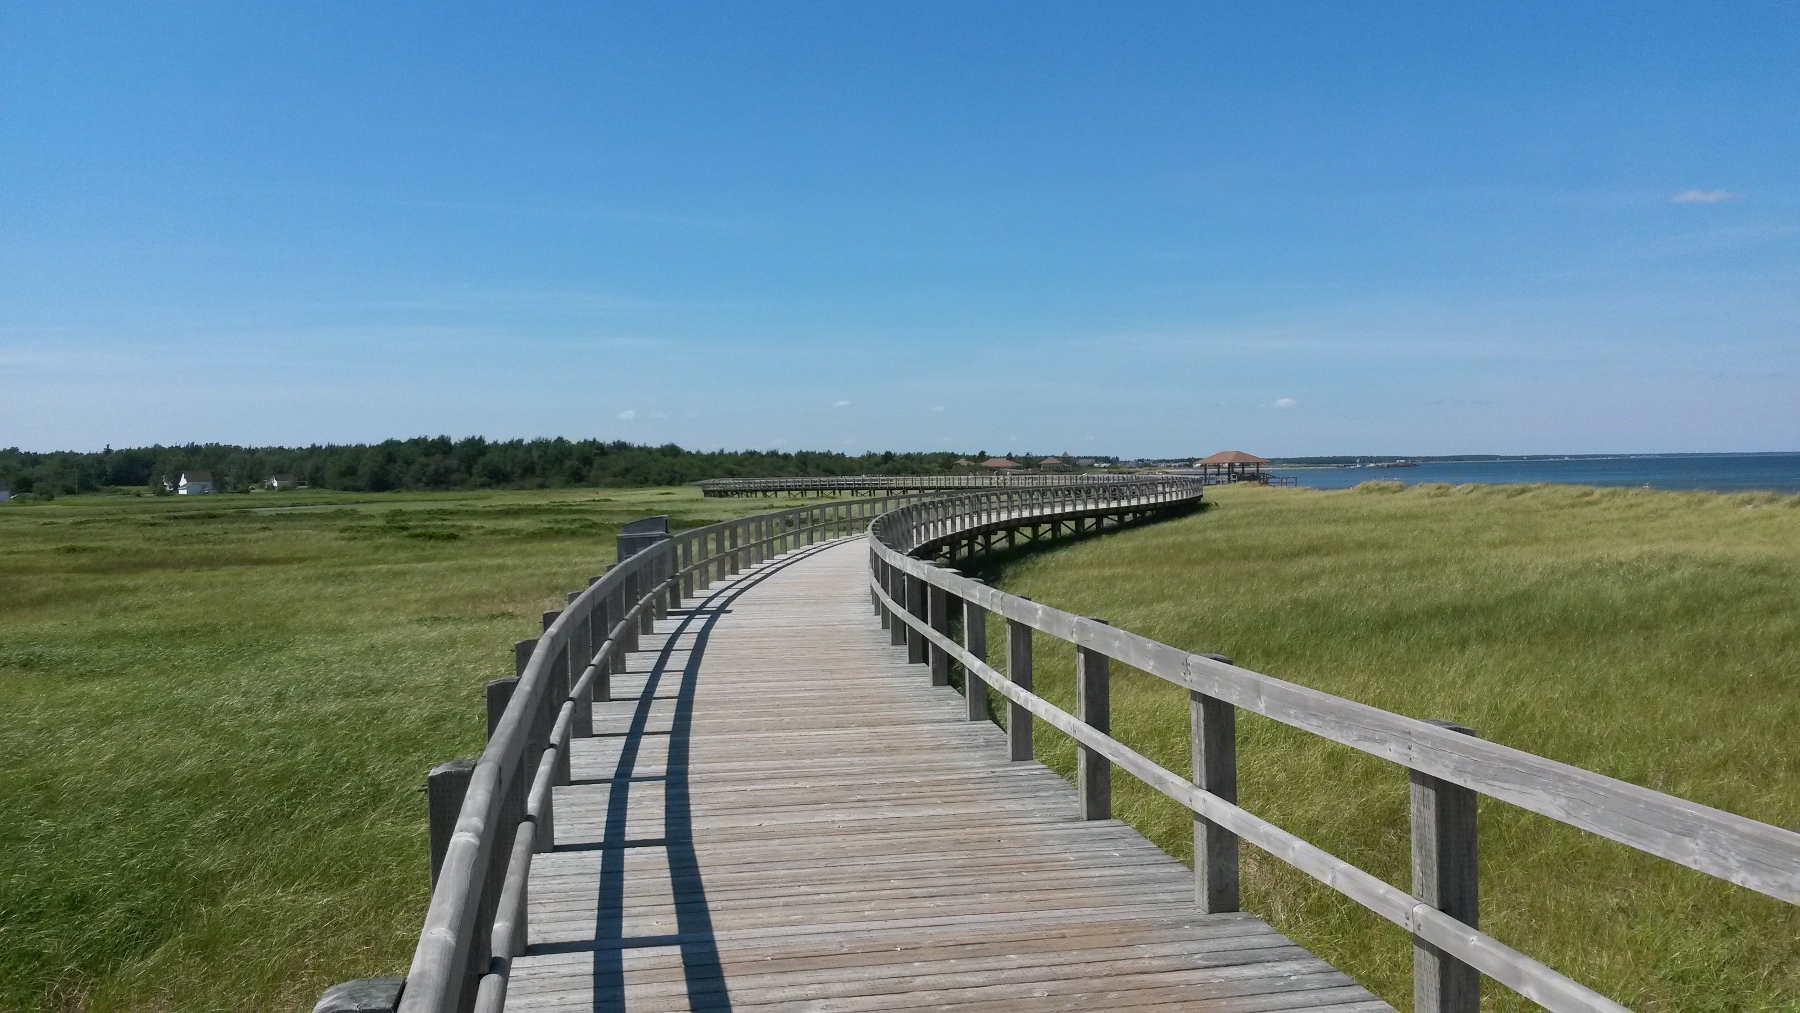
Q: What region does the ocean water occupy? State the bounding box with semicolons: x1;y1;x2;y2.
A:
1269;453;1800;493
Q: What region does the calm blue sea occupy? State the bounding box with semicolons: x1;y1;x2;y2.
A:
1269;453;1800;493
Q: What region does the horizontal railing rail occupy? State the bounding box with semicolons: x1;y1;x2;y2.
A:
697;473;1143;496
867;491;1799;1013
393;490;960;1013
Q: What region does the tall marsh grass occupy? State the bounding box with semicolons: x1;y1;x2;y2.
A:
0;487;807;1011
970;482;1799;1012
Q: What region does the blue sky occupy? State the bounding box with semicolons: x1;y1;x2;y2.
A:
3;2;1795;457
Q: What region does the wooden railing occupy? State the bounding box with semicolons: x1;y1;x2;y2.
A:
697;473;1139;496
867;490;1799;1013
324;479;1200;1013
382;492;949;1013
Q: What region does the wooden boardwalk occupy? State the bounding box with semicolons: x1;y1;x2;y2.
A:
504;538;1392;1013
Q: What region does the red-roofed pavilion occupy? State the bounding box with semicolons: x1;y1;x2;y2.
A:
1195;450;1269;483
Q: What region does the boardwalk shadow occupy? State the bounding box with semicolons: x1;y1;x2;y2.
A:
585;540;845;1013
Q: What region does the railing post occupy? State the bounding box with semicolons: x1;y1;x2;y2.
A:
905;571;927;665
618;570;636;651
588;579;613;703
871;550;884;620
518;637;558;855
1006;606;1033;761
486;673;519;741
680;538;694;600
963;585;989;722
1190;657;1239;913
1413;720;1481;1013
427;759;476;888
313;979;404;1013
1076;620;1111;820
927;574;951;687
542;611;572;787
613;573;636;656
652;551;670;620
637;568;655;636
888;564;907;646
567;592;593;737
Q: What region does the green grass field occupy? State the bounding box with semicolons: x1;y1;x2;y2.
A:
4;482;1796;1012
966;482;1799;1012
0;487;814;1012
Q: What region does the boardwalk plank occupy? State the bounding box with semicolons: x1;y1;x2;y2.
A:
504;541;1392;1013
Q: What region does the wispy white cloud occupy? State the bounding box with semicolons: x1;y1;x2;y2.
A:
617;409;637;420
1672;189;1734;204
832;400;852;409
929;405;947;412
1271;398;1298;409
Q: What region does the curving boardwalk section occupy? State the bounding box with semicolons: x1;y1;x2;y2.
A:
504;538;1390;1013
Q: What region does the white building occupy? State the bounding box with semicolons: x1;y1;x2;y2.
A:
266;474;297;490
0;482;10;502
179;471;216;495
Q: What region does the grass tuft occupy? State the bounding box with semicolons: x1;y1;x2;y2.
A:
973;483;1799;1012
0;486;817;1011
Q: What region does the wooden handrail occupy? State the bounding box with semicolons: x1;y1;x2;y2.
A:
390;484;1195;1013
866;488;1799;1013
698;473;1153;496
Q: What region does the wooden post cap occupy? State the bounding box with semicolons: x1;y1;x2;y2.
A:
426;758;475;781
312;977;404;1013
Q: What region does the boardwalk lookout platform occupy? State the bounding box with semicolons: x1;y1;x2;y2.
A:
317;479;1798;1013
505;537;1385;1013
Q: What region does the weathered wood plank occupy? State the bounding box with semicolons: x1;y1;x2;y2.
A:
503;540;1390;1013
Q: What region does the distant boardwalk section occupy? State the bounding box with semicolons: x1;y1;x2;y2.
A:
697;473;1136;497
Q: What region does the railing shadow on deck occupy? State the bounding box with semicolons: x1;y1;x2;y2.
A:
312;480;1209;1013
527;539;848;1013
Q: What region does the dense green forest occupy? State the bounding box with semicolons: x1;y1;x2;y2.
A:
0;438;970;496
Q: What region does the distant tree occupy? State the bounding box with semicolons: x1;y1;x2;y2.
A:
0;439;976;495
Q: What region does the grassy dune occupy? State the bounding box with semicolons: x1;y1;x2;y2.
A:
968;482;1799;1012
0;487;810;1012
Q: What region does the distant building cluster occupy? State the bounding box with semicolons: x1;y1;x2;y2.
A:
156;471;302;495
176;471;214;495
943;451;1272;481
953;454;1101;474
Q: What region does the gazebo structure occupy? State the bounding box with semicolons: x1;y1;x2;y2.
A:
1195;450;1269;484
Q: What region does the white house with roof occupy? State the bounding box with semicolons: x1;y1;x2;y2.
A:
266;474;297;490
178;471;216;495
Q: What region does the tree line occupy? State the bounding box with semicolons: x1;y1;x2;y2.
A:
0;438;972;496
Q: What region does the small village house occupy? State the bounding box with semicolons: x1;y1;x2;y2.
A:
1037;453;1072;473
178;470;216;495
980;457;1021;471
0;481;10;502
266;474;297;490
